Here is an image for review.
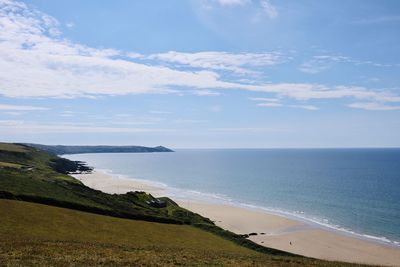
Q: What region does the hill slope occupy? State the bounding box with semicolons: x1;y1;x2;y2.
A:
0;200;362;266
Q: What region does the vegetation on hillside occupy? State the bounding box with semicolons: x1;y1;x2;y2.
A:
0;143;207;225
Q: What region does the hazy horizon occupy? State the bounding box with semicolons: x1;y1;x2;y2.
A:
1;0;400;148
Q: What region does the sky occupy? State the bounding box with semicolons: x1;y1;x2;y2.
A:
0;0;400;148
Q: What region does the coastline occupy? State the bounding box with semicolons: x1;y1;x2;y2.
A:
73;170;400;266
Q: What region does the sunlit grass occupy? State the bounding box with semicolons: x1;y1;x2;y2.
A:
0;200;369;266
0;161;23;169
0;143;27;153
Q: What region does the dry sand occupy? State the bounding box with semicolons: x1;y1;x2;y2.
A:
177;201;400;266
73;171;400;266
73;171;166;196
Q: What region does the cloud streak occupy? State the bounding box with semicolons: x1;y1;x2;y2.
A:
300;54;399;74
251;97;319;110
348;102;400;111
147;51;286;74
208;0;278;19
214;0;250;6
0;104;49;110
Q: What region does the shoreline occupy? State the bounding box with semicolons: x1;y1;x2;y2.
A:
73;170;400;266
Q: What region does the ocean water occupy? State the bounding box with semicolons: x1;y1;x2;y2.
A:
66;149;400;246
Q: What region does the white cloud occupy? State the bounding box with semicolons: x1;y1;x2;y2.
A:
0;0;399;111
256;102;318;110
0;0;249;98
257;102;282;107
260;0;278;19
0;103;49;110
65;22;74;28
299;61;331;74
348;102;400;111
249;95;281;106
288;104;318;111
250;84;400;103
299;55;350;74
59;110;87;117
126;52;144;59
300;54;398;74
248;97;280;102
148;51;285;74
215;0;250;6
192;89;221;96
250;96;318;110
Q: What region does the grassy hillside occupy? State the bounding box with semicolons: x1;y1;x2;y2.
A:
0;143;204;224
0;200;365;266
0;143;369;266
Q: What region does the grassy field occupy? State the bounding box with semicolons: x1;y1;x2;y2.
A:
0;161;23;169
0;143;27;153
0;199;366;266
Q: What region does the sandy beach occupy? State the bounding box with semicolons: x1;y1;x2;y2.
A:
73;171;400;266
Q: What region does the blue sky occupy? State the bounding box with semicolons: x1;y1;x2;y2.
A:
0;0;400;148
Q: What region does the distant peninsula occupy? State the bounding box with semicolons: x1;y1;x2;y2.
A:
23;143;174;155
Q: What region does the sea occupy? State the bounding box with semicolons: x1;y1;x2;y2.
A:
65;148;400;247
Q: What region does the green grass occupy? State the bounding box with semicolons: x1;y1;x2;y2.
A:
0;161;23;169
0;143;27;153
0;199;367;266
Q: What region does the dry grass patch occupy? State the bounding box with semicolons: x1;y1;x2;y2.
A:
0;143;27;153
0;162;23;169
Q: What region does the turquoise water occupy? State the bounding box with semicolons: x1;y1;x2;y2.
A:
66;149;400;246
